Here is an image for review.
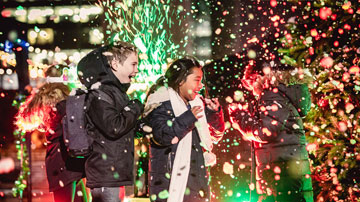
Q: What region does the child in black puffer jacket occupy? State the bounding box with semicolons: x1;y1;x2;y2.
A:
77;41;143;202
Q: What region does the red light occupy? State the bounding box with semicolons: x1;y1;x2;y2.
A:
348;8;354;14
319;7;332;20
342;72;350;82
349;66;360;74
271;104;278;112
270;0;277;7
1;10;12;18
320;57;334;68
331;14;337;20
309;47;314;55
310;29;318;37
338;28;344;35
344;24;351;30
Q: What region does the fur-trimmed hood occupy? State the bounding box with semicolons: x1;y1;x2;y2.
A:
244;67;313;117
245;67;313;96
143;86;170;117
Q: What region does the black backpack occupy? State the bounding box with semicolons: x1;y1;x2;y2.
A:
62;89;113;158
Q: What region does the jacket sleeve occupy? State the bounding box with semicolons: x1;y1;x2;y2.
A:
149;105;197;146
87;95;142;140
230;99;290;143
205;107;225;142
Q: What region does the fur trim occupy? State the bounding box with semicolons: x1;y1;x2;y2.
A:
245;68;314;96
143;86;169;117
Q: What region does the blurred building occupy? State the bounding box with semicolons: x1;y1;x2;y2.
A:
0;2;104;199
0;0;104;90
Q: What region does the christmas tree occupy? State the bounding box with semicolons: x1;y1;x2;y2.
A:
280;1;360;201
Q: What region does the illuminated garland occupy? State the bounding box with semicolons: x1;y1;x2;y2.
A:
0;45;29;198
11;64;80;198
11;96;29;198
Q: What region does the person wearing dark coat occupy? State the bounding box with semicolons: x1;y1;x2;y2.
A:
77;41;143;202
15;64;86;202
46;99;87;202
143;57;225;202
229;59;314;202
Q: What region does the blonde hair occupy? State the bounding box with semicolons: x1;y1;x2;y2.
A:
15;65;70;132
102;41;138;70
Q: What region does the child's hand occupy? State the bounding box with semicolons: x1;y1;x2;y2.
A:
191;106;204;119
171;136;179;144
205;98;220;111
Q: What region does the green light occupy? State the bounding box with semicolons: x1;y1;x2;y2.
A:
134;37;147;53
100;0;184;101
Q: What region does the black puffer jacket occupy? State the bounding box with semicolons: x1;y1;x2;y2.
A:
146;100;225;202
233;84;311;163
232;83;313;199
77;46;143;188
46;100;85;192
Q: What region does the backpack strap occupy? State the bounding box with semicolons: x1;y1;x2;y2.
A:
90;89;114;105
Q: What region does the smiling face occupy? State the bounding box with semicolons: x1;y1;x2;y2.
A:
178;67;204;104
111;52;139;83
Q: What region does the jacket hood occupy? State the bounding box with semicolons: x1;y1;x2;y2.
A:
77;45;130;92
143;86;170;117
278;84;311;117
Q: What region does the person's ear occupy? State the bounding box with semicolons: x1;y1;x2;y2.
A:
111;59;118;71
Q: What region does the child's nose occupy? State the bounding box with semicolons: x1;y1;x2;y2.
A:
199;82;204;89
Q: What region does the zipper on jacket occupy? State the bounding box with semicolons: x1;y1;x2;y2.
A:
167;153;172;173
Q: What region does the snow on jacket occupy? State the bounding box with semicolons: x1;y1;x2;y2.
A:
77;46;143;188
143;89;225;201
46;100;85;191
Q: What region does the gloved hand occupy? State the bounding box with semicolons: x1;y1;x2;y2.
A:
129;99;144;115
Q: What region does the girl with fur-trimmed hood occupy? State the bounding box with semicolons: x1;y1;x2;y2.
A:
229;45;314;202
15;65;86;202
143;57;225;202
